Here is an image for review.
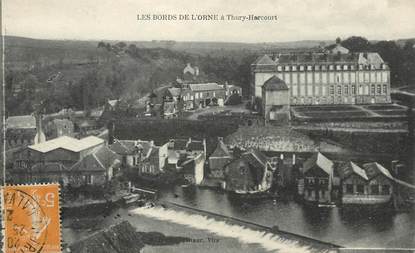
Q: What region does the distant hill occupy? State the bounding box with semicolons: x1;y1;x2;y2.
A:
4;36;332;66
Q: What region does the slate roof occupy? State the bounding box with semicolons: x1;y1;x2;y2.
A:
242;149;268;169
94;146;121;169
189;83;224;92
6;115;36;129
362;162;393;180
303;152;333;175
326;44;350;54
276;53;359;64
71;146;121;172
252;54;277;65
262;76;288;91
210;140;232;158
339;161;368;180
110;140;152;156
226;150;268;186
29;136;104;153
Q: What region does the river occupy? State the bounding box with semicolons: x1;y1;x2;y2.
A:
158;186;415;248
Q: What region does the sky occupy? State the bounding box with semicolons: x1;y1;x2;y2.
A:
3;0;415;43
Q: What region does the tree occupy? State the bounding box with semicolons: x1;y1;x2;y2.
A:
341;36;370;52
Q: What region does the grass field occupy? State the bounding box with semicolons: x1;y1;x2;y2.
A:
291;104;407;120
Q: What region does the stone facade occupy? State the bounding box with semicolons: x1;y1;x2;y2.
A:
251;48;391;106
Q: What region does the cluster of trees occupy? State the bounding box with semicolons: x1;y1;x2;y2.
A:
5;36;414;117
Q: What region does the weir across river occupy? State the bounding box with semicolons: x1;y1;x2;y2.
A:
145;200;343;251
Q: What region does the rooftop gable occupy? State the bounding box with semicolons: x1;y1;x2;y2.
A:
28;135;104;153
253;54;277;65
340;161;368;180
210;140;232;158
362;162;393;180
263;76;288;91
303;152;333;175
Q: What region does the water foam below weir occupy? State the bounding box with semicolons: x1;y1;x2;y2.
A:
130;206;320;253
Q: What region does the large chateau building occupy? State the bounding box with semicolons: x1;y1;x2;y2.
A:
251;44;391;105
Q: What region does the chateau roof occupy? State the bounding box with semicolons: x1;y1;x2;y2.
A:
252;52;385;67
262;76;288;91
29;136;104;153
325;43;350;54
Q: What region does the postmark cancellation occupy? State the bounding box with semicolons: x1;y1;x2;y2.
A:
2;183;61;253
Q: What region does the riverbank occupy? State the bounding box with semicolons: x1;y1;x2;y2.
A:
63;206;308;253
62;199;339;253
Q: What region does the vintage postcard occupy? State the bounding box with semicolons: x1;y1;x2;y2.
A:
1;0;415;252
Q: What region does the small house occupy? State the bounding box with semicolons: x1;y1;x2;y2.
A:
208;138;233;179
224;150;273;193
302;152;334;204
70;145;121;186
178;153;205;185
339;161;394;205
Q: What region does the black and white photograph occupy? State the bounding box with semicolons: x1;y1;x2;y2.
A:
1;0;415;252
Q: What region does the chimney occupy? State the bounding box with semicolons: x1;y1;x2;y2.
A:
203;138;207;159
107;120;115;145
391;160;399;177
34;112;45;144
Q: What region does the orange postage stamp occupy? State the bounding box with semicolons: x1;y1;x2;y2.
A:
2;184;61;253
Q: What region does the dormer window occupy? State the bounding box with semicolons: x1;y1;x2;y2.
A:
343;65;348;70
307;65;312;71
336;65;341;70
315;65;320;71
350;65;355;70
359;64;363;70
329;65;334;70
321;65;327;71
277;65;282;71
299;65;304;71
285;65;290;71
292;65;297;71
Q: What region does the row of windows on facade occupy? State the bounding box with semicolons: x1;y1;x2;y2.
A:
268;71;389;85
182;91;218;101
305;189;330;199
273;64;388;72
344;184;391;195
289;84;388;97
306;178;328;185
